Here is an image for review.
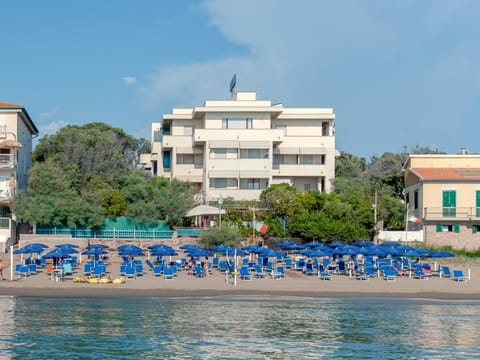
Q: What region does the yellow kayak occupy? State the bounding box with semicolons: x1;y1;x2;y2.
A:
112;277;126;284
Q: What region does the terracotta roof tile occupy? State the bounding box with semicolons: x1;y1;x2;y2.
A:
0;102;23;108
412;168;480;180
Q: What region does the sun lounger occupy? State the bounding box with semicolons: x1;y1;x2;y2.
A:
271;266;285;279
441;266;451;278
254;265;266;278
239;266;252;280
318;268;332;280
453;270;468;282
163;266;175;280
382;266;397;281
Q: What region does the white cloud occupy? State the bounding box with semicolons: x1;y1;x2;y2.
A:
39;107;58;119
122;76;137;85
38;120;69;137
139;0;480;157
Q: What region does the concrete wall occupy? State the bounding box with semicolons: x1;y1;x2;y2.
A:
424;225;480;251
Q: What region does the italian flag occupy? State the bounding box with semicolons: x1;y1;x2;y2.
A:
255;221;268;234
408;214;421;224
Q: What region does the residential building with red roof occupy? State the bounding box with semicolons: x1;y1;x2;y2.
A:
0;102;39;251
404;153;480;250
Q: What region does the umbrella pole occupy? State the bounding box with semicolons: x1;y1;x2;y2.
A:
10;244;13;281
234;249;237;287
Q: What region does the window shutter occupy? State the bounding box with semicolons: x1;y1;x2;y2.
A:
473;225;478;234
436;224;443;232
453;224;460;233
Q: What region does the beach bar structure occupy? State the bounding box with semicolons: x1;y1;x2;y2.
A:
141;91;336;202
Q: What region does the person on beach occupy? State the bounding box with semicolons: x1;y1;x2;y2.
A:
0;259;4;280
204;256;210;277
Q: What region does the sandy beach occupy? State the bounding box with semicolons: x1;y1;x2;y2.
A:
0;254;478;300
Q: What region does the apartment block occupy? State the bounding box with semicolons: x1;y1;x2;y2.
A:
142;92;336;202
0;102;39;250
404;153;480;250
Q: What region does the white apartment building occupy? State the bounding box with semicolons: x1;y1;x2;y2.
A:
0;102;38;250
143;92;336;202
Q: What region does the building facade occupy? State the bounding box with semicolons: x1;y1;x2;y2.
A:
0;102;39;250
143;92;336;202
404;153;480;250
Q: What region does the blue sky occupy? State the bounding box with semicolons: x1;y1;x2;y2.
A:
1;0;479;159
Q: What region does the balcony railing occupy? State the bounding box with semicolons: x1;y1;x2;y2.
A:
424;207;480;221
0;154;14;168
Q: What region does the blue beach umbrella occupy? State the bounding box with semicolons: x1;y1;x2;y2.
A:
428;251;455;259
352;240;374;248
55;243;80;248
87;244;110;250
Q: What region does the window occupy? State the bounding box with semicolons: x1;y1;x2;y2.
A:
239;178;267;190
304;184;311;191
414;191;419;210
210;178;237;189
476;191;480;217
177;154;194;164
436;224;460;233
183;125;194;135
300;155;313;165
240;149;268;159
210;148;237;159
222;118;253;129
442;190;456;217
473;224;480;234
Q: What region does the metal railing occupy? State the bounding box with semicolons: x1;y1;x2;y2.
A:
424;207;480;220
36;227;174;239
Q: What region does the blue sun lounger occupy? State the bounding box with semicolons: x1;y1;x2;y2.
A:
453;269;468;282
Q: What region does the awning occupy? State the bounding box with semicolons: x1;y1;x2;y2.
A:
239;141;270;149
300;147;325;155
273;147;299;154
0;139;22;148
185;205;226;217
209;170;238;178
209;140;239;148
239;170;270;178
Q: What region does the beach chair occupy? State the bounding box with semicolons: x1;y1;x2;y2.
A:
441;266;451;278
153;265;163;276
62;263;73;276
382;266;397;281
284;257;292;269
28;263;37;275
194;265;204;278
145;259;155;271
239;266;252;280
318;266;332;280
219;260;227;273
163;266;175;280
212;257;219;268
304;262;315;276
453;270;468;282
271;266;285;279
125;265;136;279
414;264;428;280
254;264;266;278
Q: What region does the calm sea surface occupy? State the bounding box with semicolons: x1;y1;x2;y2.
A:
0;296;479;359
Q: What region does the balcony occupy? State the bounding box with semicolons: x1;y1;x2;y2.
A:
0;154;14;169
424;207;480;221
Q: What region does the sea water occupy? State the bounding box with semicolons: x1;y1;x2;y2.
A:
0;296;479;359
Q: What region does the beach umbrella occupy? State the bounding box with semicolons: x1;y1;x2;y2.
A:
379;241;400;247
87;244;110;250
185;248;212;257
352;240;374;248
328;241;345;248
210;244;235;254
242;245;265;254
150;247;178;257
42;248;72;259
363;246;387;257
13;244;46;255
55;243;79;248
305;248;332;258
428;251;455;259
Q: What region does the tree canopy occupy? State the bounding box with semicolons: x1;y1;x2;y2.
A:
14;123;194;229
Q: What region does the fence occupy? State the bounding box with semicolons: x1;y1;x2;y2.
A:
36;227;173;239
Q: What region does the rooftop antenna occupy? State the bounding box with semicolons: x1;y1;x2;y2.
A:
229;73;237;97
